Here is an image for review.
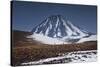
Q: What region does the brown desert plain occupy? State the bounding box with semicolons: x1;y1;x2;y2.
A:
11;30;97;66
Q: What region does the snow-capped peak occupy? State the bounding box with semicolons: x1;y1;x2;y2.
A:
27;15;96;44
32;15;88;38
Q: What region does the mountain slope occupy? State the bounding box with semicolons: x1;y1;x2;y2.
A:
32;15;88;38
27;15;97;44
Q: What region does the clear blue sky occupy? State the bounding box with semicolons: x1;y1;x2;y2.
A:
12;1;97;33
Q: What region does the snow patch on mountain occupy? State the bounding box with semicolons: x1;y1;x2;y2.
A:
77;35;97;43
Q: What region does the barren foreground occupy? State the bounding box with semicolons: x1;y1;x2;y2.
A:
11;41;97;66
21;50;97;65
11;30;97;66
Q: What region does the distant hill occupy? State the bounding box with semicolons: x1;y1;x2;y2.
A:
12;30;32;46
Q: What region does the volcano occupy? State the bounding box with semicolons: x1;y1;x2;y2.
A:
27;15;97;44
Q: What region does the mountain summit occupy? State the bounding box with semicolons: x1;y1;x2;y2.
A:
27;15;96;44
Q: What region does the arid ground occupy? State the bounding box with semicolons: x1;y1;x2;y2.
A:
11;30;97;66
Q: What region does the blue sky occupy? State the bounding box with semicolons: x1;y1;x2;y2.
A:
12;1;97;33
